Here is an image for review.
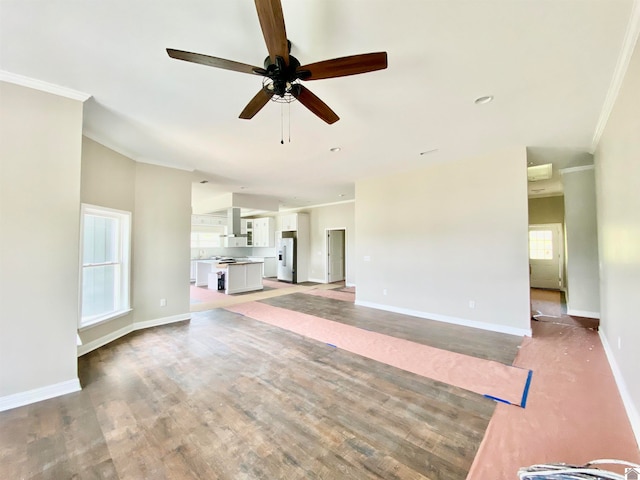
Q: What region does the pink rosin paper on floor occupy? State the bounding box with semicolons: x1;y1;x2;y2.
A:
466;322;640;479
303;289;355;302
226;302;531;406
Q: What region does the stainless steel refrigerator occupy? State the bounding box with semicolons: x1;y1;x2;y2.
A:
277;236;296;283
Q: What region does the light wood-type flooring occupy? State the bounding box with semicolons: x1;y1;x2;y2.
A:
0;294;520;480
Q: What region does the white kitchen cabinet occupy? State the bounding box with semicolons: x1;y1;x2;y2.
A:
190;260;197;282
263;257;277;277
241;219;254;246
213;262;263;294
278;213;298;231
191;214;226;226
248;256;277;277
241;219;254;234
195;260;217;287
223;236;247;247
252;217;274;247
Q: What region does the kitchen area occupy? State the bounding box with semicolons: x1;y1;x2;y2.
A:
191;208;309;299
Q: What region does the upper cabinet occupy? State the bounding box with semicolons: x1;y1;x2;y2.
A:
241;219;254;235
252;217;275;247
241;218;253;246
278;213;305;232
192;214;226;227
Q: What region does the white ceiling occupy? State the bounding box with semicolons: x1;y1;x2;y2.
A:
1;0;634;210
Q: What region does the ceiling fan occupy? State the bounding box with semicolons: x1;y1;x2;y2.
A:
166;0;388;124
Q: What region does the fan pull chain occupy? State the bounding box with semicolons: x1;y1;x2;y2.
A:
280;103;284;144
288;101;291;143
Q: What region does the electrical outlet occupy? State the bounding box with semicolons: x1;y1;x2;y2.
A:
468;300;475;309
364;255;371;262
160;298;167;307
383;289;387;296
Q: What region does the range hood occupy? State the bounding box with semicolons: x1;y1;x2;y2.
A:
222;207;245;237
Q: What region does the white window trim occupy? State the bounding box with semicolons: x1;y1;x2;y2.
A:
79;204;132;329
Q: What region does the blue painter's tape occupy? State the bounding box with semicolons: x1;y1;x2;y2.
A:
520;370;533;408
483;394;512;405
327;343;337;348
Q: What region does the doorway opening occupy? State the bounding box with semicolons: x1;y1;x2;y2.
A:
528;223;563;290
326;229;346;283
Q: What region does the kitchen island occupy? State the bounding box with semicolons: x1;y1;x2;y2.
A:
208;261;264;294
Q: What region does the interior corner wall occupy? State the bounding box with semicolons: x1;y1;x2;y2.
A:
306;202;356;285
78;137;136;346
562;167;600;317
133;162;191;324
594;32;640;444
78;140;192;350
0;82;83;400
355;147;531;336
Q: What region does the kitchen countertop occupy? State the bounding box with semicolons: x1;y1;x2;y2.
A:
215;261;263;268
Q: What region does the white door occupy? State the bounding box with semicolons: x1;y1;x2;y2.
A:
327;229;345;283
529;223;563;289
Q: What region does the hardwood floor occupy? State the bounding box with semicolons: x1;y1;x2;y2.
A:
262;293;522;365
0;307;497;480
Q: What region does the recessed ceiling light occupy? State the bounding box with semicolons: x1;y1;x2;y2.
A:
199;180;208;184
330;147;341;152
419;149;439;156
474;95;494;105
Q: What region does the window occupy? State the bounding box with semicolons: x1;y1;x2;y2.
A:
80;204;131;328
191;228;224;249
529;230;553;260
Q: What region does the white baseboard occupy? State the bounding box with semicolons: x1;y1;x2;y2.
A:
77;324;134;357
567;308;600;319
599;330;640;449
1;313;191;412
355;300;532;337
307;278;354;287
0;378;81;413
132;313;190;331
78;312;190;357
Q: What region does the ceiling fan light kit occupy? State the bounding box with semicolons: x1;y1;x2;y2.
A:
167;0;388;125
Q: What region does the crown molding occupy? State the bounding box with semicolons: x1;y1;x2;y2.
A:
590;0;640;152
0;70;92;102
559;165;595;175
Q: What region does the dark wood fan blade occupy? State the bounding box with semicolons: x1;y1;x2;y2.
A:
167;49;262;75
298;52;388;80
239;88;274;119
254;0;289;65
291;85;339;124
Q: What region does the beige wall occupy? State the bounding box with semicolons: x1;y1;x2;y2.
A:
562;167;600;316
0;82;83;399
79;137;136;345
594;33;640;441
79;138;192;348
132;162;191;323
528;195;565;225
306;202;356;285
355;147;531;336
